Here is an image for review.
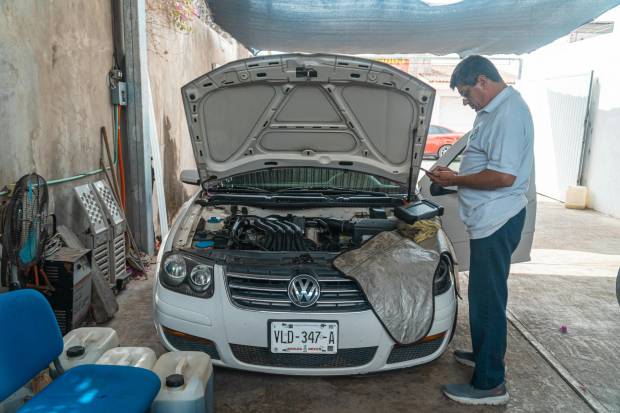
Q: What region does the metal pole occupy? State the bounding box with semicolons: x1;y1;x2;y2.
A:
122;0;154;254
577;70;595;187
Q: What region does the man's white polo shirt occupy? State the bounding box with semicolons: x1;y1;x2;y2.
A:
457;86;534;240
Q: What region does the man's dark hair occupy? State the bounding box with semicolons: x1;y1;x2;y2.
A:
449;55;503;89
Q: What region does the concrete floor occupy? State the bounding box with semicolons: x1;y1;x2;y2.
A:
107;196;620;412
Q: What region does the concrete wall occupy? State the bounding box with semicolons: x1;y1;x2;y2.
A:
520;6;620;218
0;0;249;241
146;1;250;228
0;0;116;217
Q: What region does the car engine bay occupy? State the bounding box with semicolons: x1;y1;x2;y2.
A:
189;206;398;253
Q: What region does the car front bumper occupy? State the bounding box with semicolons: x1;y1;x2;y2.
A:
153;265;457;376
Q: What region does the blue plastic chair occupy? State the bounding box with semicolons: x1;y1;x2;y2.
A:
0;289;160;412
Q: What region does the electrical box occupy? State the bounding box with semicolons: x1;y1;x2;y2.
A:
44;247;92;335
110;81;127;106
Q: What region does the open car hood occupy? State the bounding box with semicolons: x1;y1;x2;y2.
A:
181;54;435;190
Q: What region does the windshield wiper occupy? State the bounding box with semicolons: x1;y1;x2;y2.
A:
207;185;271;193
275;186;387;196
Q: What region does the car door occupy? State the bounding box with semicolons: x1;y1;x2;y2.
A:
418;132;537;271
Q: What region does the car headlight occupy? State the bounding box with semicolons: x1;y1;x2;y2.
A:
189;264;213;293
163;254;187;286
160;253;215;298
433;254;452;296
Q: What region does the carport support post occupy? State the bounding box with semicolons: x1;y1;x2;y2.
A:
122;0;155;255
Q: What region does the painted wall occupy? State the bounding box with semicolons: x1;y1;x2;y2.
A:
146;1;250;228
0;1;115;207
0;0;250;241
520;6;620;218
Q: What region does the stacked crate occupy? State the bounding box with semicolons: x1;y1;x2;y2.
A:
74;184;110;283
92;180;128;286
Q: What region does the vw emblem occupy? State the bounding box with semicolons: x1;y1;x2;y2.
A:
288;274;321;307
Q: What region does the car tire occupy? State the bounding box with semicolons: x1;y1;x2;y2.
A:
448;268;458;344
437;144;452;158
449;299;458;344
616;267;620;307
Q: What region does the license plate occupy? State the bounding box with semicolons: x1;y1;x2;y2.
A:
270;321;338;354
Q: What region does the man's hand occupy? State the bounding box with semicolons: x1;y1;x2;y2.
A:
427;166;459;187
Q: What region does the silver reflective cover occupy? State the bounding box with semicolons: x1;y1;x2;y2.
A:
334;230;440;345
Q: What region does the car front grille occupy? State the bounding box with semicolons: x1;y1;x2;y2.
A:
225;265;371;312
386;335;445;364
229;344;378;368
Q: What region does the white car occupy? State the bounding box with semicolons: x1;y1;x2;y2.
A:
153;54;536;375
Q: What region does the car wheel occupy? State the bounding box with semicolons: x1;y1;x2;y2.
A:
437;144;452;158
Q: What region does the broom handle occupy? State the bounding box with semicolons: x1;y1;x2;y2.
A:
101;127;123;204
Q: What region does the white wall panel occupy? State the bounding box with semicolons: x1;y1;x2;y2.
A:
516;73;592;201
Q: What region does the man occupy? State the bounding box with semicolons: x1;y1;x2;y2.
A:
428;55;534;405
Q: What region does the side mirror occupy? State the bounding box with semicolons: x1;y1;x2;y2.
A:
430;182;457;196
180;169;200;186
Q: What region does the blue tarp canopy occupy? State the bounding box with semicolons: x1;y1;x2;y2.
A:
206;0;620;55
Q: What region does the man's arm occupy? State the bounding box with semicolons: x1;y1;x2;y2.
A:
428;166;516;190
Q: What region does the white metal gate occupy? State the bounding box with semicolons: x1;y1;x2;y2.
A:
516;72;593;201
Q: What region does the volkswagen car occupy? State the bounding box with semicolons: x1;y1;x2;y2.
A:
153;54;536;375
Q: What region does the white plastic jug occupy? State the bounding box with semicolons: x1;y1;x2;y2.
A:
96;347;157;370
565;185;588;209
151;351;214;413
56;327;119;371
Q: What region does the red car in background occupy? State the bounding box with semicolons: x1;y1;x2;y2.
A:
424;125;463;159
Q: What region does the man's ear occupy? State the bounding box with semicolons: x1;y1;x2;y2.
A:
477;74;489;89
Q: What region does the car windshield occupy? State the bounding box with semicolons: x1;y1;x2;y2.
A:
209;167;407;196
